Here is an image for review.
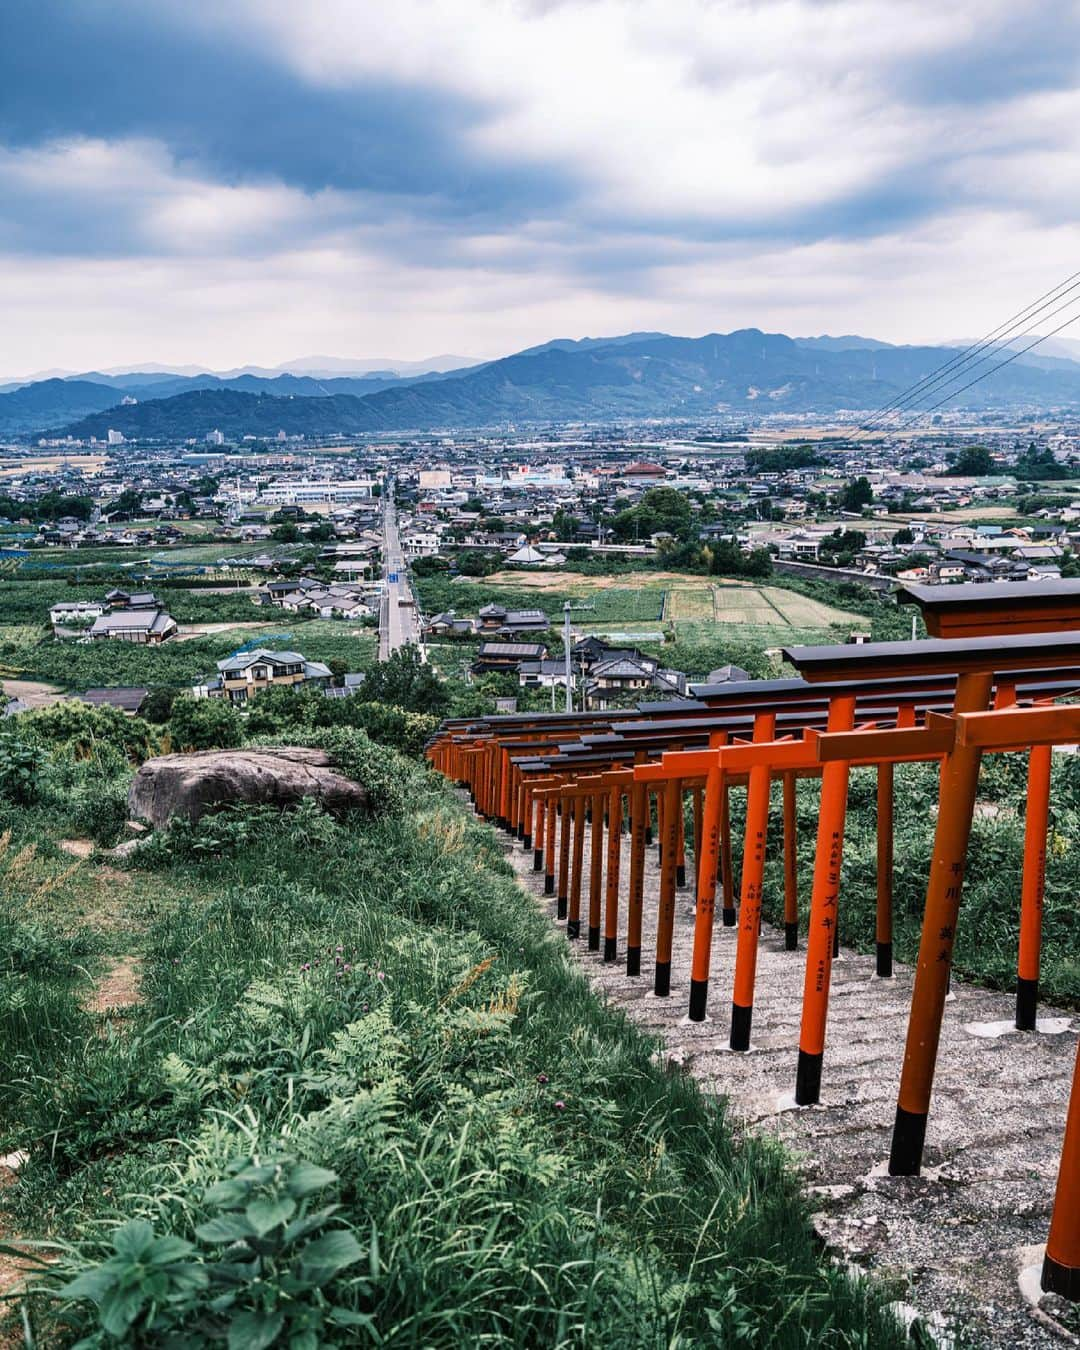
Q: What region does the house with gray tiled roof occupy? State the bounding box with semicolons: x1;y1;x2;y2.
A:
192;649;335;705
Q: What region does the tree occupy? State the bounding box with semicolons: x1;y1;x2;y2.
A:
362;648;448;715
1015;442;1069;480
610;487;694;542
455;549;500;577
272;523;300;542
744;445;820;473
837;477;873;512
114;488;144;516
168;695;243;751
892;527;915;545
551;508;580;540
141;687;178;723
945;445;993;476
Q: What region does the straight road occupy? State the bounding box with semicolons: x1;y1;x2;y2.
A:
378;489;422;661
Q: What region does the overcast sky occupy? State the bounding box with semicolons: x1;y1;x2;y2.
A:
2;0;1079;374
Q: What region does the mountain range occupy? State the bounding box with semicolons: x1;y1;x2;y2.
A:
7;329;1080;441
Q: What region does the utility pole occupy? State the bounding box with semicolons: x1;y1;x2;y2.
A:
564;601;573;712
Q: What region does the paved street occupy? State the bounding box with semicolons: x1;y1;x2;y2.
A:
378;489;422;661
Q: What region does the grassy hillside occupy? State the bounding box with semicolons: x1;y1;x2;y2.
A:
0;730;906;1346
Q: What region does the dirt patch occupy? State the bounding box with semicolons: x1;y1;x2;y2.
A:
0;679;65;709
58;838;93;860
85;956;142;1015
483;570;756;592
173;620;272;640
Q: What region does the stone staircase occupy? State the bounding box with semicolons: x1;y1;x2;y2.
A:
503;823;1079;1348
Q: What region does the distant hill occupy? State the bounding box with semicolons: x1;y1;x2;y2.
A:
0;379;132;436
27;328;1080;441
793;335;897;352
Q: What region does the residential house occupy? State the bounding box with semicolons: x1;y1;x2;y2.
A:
89;609;178;644
105;588;162;609
74;687;149;715
476;603;550;635
425;611;475;638
584;655;686;708
49;600;106;631
471;641;548;675
192;649;334;705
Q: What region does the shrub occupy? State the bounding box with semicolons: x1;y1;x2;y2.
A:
22;701;157;764
68;779;131;847
168;696;243;751
39;1159;371;1347
0;729;46;804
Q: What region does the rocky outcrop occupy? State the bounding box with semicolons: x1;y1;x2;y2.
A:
128;747;367;829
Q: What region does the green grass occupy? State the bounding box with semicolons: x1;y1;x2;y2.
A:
0;741;908;1347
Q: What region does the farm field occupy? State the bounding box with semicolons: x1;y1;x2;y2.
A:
0;619;376;692
430;571;863;634
670;582;864;629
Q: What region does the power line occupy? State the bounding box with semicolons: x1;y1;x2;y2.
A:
854;268;1080;438
856;283;1080;436
856;268;1080;434
914;309;1080;420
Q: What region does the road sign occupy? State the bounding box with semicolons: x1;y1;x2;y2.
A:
388;572;399;583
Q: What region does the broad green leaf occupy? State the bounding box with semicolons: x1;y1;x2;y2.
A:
288;1331;320;1350
195;1214;255;1245
246;1195;296;1237
149;1235;197;1265
327;1308;377;1328
110;1219;157;1262
227;1307;285;1350
298;1229;364;1281
100;1283;147;1337
285;1162;337;1199
283;1207;339;1246
58;1267;116;1303
204;1179;249;1207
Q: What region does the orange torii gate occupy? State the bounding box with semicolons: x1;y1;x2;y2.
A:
818;703;1080;1300
779;624;1080;1167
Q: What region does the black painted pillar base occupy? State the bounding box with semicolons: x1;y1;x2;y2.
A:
654;961;671;997
688;978;709;1022
795;1049;822;1106
722;907;736;928
556;895;568;920
784;922;798;951
888;1106;927;1176
676;864;687;888
730;1002;752;1051
544;874;555;895
626;945;641;977
533;849;544;871
876;941;893;978
522;833;531;851
1016;976;1038;1031
603;937;617;962
1042;1253;1080;1301
566;919;580;939
587;925;600;951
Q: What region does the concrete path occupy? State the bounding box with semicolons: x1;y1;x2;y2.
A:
502;821;1080;1348
378;490;421;661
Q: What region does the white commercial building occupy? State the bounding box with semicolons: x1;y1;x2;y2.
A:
258;479;377;505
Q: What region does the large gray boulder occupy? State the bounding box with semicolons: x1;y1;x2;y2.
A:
128;747;368;829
